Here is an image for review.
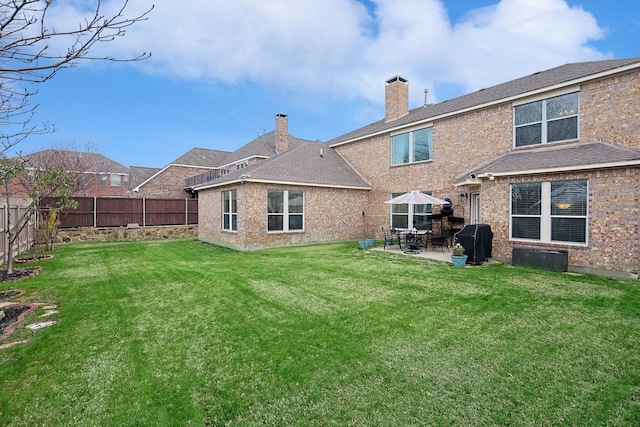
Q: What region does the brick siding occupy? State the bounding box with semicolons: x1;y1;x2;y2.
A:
334;69;639;277
198;183;368;250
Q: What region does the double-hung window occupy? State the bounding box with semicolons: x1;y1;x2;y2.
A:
511;180;587;244
110;174;122;187
389;192;433;229
222;190;237;231
267;190;304;232
514;92;579;147
391;127;433;165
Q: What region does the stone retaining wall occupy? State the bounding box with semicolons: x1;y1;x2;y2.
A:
56;225;198;243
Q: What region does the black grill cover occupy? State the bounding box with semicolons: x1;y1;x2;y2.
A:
454;224;493;264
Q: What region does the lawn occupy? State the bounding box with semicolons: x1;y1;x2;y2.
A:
0;238;639;426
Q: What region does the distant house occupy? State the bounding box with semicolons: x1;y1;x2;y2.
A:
11;149;130;197
130;148;229;199
193;57;640;279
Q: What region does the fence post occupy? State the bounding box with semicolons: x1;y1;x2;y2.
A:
185;198;188;225
143;198;146;227
93;197;97;227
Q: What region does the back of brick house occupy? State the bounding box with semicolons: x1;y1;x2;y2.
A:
193;57;640;279
328;58;640;279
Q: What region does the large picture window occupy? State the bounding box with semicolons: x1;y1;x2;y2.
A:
267;190;304;232
391;127;433;165
389;192;433;230
514;92;578;147
511;180;587;244
222;190;237;231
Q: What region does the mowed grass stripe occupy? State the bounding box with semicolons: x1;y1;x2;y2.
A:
0;238;638;426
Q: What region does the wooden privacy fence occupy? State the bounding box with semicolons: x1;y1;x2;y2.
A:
0;198;36;264
39;197;198;228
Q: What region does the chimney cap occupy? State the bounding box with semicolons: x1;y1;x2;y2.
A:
276;113;288;118
385;75;408;85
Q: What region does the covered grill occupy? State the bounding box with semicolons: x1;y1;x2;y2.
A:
454;224;494;264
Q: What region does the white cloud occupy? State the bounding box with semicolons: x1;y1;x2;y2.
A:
56;0;608;105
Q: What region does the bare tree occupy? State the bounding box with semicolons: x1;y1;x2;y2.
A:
1;156;77;273
0;0;153;156
0;0;152;271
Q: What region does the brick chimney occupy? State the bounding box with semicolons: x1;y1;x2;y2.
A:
275;113;288;154
385;75;409;122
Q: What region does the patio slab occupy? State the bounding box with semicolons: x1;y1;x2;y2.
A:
372;245;452;263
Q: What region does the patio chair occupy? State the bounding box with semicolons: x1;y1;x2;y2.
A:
390;228;403;250
381;227;395;250
430;228;450;253
403;232;421;254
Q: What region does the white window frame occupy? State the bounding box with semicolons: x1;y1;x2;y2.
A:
513;89;579;147
391;125;433;166
389;191;434;229
222;189;237;232
267;189;304;232
110;174;122;187
510;180;588;245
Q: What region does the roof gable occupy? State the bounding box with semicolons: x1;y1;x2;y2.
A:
195;142;370;190
220;131;313;166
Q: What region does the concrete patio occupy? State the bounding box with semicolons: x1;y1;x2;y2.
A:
371;244;453;263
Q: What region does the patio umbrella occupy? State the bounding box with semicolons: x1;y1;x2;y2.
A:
384;191;448;205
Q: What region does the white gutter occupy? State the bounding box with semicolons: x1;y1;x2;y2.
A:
194;177;371;192
330;62;640;148
472;159;640;179
133;163;215;192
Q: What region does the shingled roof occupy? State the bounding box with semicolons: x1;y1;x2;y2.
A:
170;147;230;167
194;142;371;191
20;149;129;174
129;165;161;189
219;131;313;166
328;57;640;146
458;140;640;183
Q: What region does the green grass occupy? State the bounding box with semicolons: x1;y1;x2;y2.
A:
1;238;639;426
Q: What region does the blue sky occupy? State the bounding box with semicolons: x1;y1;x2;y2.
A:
15;0;640;169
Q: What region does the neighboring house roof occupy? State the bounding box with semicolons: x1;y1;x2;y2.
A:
457;140;640;183
328;57;640;146
129;166;162;189
219;131;313;166
194;142;371;191
20;149;129;174
132;148;230;192
170;147;230;167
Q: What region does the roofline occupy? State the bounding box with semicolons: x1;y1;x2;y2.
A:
473;159;640;179
24;166;129;176
330;61;640;148
194;177;371;191
218;155;269;169
133;164;215;191
170;163;218;170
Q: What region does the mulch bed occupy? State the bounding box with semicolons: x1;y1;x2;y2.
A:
0;266;42;282
0;289;38;340
13;254;53;263
0;267;43;342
